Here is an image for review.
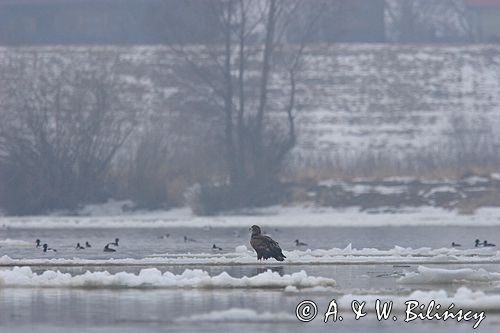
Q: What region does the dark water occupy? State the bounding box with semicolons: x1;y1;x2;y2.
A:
1;225;500;332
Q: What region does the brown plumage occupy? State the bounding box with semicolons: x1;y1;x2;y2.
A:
249;225;286;261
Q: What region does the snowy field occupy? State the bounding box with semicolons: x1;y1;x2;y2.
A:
2;44;500;163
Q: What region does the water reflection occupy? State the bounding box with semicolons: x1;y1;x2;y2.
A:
1;286;499;333
255;266;284;275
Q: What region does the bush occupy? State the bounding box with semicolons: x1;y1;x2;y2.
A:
186;181;285;216
0;52;138;215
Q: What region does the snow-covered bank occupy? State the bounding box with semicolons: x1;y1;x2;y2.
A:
3;205;500;229
398;266;500;285
1;245;499;267
0;267;335;289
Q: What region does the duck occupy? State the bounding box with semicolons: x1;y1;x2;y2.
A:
107;238;119;247
484;240;496;247
158;234;170;239
103;244;116;252
76;242;85;250
475;239;483;247
85;241;92;248
295;239;308;247
212;244;222;251
451;242;461;247
42;244;57;252
184;236;197;243
35;239;41;248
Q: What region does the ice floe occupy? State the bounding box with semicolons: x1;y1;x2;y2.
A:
235;245;248;253
175;308;296;322
0;267;336;289
398;266;500;285
338;287;500;312
0;239;32;247
1;244;499;266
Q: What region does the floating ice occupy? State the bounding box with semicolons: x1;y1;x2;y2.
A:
1;244;499;267
235;245;249;253
0;267;336;289
398;266;500;285
338;287;500;312
0;239;32;247
283;285;299;293
175;308;296;322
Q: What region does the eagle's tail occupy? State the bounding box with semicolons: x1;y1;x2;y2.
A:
273;250;286;261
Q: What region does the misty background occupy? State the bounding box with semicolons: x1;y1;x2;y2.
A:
0;0;500;216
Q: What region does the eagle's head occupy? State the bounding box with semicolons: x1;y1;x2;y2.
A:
249;225;261;236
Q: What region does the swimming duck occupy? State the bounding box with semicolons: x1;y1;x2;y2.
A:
158;234;170;239
76;243;85;250
108;238;119;247
484;240;496;247
103;244;116;252
85;241;92;248
451;242;461;247
35;239;41;248
42;244;57;252
475;239;483;247
295;239;308;247
212;244;222;251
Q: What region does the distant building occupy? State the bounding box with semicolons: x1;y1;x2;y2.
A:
467;0;500;42
289;0;386;43
0;0;215;45
320;0;386;43
0;0;386;46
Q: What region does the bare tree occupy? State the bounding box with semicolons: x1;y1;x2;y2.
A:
0;51;138;214
167;0;321;212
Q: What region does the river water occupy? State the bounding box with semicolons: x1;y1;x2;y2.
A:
1;225;500;332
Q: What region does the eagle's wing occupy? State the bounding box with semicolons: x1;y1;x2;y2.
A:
251;235;286;261
262;235;280;248
250;236;271;252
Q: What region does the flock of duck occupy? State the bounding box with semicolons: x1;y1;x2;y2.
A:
35;238;119;252
451;239;496;248
30;225;301;262
33;235;230;254
33;225;495;262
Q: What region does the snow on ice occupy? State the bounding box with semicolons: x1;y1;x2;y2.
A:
0;239;32;247
398;266;500;285
175;309;296;323
0;267;336;289
1;244;499;267
339;287;500;312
